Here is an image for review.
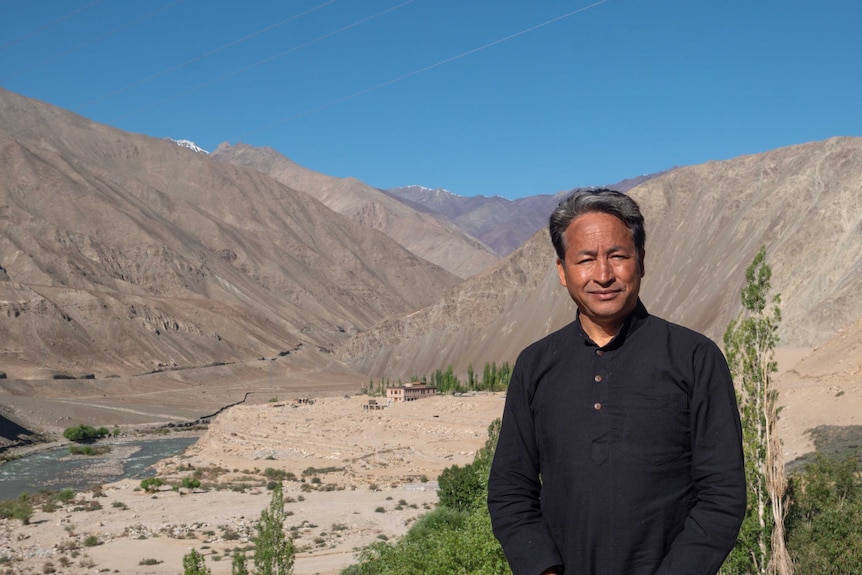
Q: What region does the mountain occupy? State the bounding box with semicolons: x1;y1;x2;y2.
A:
0;88;459;378
385;172;665;257
210;143;499;279
340;137;862;379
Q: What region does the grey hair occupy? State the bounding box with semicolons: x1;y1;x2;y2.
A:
549;189;645;265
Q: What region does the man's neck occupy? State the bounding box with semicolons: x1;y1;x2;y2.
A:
578;315;624;348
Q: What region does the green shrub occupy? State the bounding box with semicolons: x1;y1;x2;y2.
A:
785;455;862;574
182;549;210;575
140;477;164;493
344;419;509;574
62;424;109;442
57;489;75;503
437;463;484;512
83;535;100;547
68;444;111;456
231;551;248;575
181;476;202;490
0;494;33;525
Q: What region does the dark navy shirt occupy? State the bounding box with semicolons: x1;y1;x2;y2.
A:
488;301;745;575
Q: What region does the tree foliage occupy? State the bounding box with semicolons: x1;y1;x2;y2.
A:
362;362;513;396
232;551;250;575
0;494;33;525
437;463;485;512
252;482;295;575
62;424;109;442
182;549;211;575
343;419;509;575
721;247;791;575
785;455;862;574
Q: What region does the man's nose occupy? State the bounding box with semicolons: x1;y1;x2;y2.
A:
595;258;614;284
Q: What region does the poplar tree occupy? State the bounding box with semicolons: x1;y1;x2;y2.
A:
722;247;792;575
252;483;295;575
182;549;211;575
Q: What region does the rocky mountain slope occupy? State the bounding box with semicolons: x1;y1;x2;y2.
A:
210;143;499;279
386;174;663;256
340;137;862;379
0;88;459;378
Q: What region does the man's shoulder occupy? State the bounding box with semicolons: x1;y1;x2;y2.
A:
517;320;580;361
640;312;723;353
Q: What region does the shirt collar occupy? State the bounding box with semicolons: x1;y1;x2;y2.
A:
575;299;650;350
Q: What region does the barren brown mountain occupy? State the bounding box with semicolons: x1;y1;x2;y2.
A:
385;173;663;256
340;137;862;379
0;88;460;387
211;143;499;278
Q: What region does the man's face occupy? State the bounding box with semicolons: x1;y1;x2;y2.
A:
556;212;644;337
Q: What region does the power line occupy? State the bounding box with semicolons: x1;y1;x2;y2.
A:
78;0;340;109
111;0;417;122
0;0;104;52
238;0;610;139
1;0;185;83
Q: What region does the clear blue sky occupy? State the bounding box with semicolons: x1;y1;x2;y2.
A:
2;1;860;199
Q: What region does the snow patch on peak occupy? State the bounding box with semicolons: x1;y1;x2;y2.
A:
167;138;209;154
402;185;459;198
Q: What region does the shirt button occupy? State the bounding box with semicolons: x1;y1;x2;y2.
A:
594;402;602;410
594;375;602;383
596;349;604;356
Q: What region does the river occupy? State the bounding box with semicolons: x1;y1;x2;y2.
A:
0;436;198;501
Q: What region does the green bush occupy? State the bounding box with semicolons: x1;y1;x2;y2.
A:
57;489;75;503
140;477;164;493
437;463;484;512
231;551;249;575
62;424;109;442
344;419;509;574
0;494;33;525
785;455;862;574
68;444;110;456
181;476;202;490
182;549;210;575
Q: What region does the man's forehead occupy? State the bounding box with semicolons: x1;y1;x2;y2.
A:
565;213;632;240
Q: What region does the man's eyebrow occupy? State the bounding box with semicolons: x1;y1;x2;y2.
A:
575;245;629;256
606;245;629;253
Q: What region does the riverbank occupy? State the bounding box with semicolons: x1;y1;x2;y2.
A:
0;434;201;501
0;394;506;575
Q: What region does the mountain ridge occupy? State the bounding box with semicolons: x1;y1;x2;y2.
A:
210;142;499;279
340;137;862;379
0;87;459;378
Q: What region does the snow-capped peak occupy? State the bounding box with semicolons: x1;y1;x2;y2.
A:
167;138;209;154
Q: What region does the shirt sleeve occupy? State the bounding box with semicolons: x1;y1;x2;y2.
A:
487;352;564;575
654;339;747;575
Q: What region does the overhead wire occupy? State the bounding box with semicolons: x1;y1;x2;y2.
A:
1;0;186;83
78;0;340;110
110;0;417;122
237;0;610;139
0;0;104;52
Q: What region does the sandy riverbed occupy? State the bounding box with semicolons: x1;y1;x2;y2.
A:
1;347;860;575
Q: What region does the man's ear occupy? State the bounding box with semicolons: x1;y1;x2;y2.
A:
639;248;646;277
556;257;567;287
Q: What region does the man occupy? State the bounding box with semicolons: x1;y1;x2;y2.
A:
487;189;746;575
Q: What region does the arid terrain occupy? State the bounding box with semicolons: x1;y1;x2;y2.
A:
2;343;861;575
2;87;862;574
1;393;505;575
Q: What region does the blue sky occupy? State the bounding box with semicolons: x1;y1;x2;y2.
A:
2;1;860;199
